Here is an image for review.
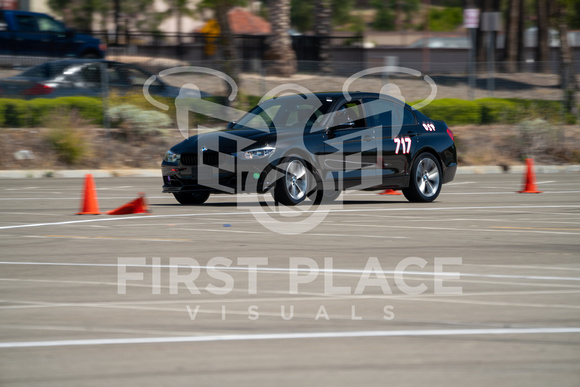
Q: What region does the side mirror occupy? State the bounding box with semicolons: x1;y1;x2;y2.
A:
65;28;75;39
227;121;236;129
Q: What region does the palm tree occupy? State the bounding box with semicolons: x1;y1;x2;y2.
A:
553;1;577;113
265;0;296;77
536;0;550;73
314;0;332;74
504;0;524;73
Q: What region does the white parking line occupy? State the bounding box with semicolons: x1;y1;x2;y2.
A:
1;327;579;348
0;261;579;282
1;205;579;231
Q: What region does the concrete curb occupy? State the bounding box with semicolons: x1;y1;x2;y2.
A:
0;169;161;179
0;166;579;179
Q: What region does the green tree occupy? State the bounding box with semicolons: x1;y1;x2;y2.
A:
370;0;420;32
428;7;462;32
290;0;313;33
372;4;395;31
47;0;105;32
289;0;355;31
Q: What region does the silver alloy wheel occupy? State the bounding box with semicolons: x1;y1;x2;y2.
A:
285;159;308;201
415;157;440;198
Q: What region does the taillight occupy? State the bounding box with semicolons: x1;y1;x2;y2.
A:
447;128;454;141
23;83;53;96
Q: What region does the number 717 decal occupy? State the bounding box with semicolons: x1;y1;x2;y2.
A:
394;137;412;154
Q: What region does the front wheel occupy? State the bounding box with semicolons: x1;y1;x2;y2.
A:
273;157;311;206
403;153;442;202
173;191;210;205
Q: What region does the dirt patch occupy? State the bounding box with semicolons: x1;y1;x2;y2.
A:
452;124;580;167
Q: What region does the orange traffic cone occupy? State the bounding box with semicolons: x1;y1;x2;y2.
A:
379;189;403;195
77;174;101;215
518;158;542;194
107;193;150;215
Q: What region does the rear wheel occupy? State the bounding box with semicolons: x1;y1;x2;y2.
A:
173;191;210;205
81;52;100;59
403;153;442;202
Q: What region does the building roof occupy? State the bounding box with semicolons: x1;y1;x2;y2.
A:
228;7;270;34
196;7;271;35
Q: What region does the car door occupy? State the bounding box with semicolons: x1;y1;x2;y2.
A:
13;13;44;56
35;14;69;57
322;99;379;190
364;97;418;182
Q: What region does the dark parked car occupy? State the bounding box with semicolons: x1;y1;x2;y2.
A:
162;92;457;205
0;59;209;99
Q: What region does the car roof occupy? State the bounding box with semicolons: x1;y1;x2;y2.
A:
270;91;409;106
35;59;127;67
18;59;149;79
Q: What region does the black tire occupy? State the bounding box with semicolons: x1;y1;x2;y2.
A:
273;157;312;206
173;191;210;205
81;52;101;59
402;153;442;203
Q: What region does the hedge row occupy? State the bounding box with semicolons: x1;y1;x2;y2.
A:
0;95;262;128
0;96;575;128
0;97;104;127
416;97;576;126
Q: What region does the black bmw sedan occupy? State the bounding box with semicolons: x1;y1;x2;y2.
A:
162;92;457;205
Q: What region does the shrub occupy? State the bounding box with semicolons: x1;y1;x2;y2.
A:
515;119;560;161
429;7;463;32
0;99;29;127
417;98;482;125
0;97;103;127
477;98;521;124
109;104;172;141
44;110;93;165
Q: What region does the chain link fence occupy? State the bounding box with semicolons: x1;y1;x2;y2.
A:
0;36;579;170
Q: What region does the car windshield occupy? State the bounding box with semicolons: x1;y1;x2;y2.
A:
233;95;335;131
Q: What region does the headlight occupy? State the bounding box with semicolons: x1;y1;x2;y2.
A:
237;147;275;160
164;150;180;163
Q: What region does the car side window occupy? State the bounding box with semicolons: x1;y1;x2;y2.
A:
37;16;66;33
125;68;149;86
333;101;365;128
402;107;417;126
363;98;403;128
79;65;102;84
15;15;37;32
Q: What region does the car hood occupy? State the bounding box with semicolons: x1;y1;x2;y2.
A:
170;128;278;154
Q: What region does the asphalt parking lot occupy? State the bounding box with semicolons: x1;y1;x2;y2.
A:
1;172;579;386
